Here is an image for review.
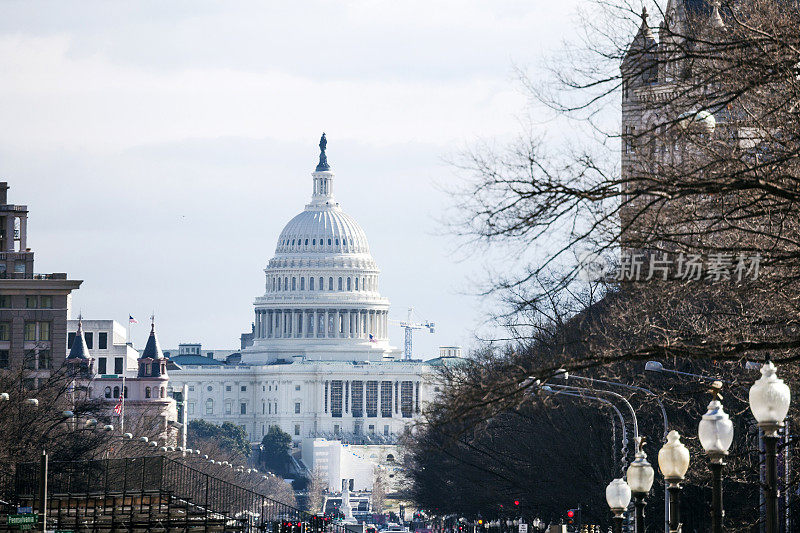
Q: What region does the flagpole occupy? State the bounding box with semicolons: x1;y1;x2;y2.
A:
120;374;125;434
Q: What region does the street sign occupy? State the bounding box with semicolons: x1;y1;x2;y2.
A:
518;524;528;533
7;513;37;525
16;507;32;514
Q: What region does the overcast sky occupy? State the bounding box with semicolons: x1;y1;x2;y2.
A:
2;0;581;356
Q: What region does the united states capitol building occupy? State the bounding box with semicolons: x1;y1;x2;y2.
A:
168;135;462;491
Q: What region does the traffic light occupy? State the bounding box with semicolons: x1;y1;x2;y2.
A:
514;500;520;507
565;508;581;527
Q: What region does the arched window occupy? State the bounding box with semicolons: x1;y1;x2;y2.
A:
347;277;351;291
205;398;214;415
312;239;316;245
113;386;120;398
284;277;288;290
300;277;305;290
123;386;128;398
145;387;151;399
386;454;395;463
338;277;343;291
328;239;331;246
335;238;339;245
305;239;308;245
272;278;276;291
355;278;359;291
329;277;333;290
292;277;296;291
292;239;295;246
104;386;112;398
277;278;281;291
310;277;315;290
319;277;324;290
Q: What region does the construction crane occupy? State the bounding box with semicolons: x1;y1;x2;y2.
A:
390;307;435;360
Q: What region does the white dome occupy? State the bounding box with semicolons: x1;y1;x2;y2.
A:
275;205;370;255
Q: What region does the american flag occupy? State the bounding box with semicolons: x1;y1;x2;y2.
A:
129;315;138;324
113;395;123;415
369;334;377;343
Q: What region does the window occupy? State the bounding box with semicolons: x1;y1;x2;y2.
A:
38;322;50;341
319;277;323;291
226;385;232;392
386;453;395;463
366;381;378;418
113;386;120;398
334;424;340;435
351;381;363;417
114;358;123;374
0;295;10;307
384;425;389;436
85;332;93;349
241;385;247;392
25;295;38;308
331;380;343;417
295;402;301;414
145;387;151;398
0;350;8;368
123;386;127;398
268;403;272;414
189;385;195;392
416;381;421;413
324;381;328;412
0;322;10;341
24;322;36;341
295;384;300;391
97;358;107;374
98;332;108;349
294;424;300;436
37;350;51;370
40;296;52;308
355;278;359;291
105;386;112;398
368;424;375;434
401;381;413;418
328;277;333;290
240;402;247;415
292;277;296;290
207;386;213;392
225;402;232;414
354;422;362;435
338;277;342;291
300;278;305;290
310;277;315;290
188;403;195;415
380;381;392;418
205;398;214;414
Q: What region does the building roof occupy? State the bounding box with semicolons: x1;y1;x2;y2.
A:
169;354;226;366
140;321;165;360
66;319;91;361
424;356;467;367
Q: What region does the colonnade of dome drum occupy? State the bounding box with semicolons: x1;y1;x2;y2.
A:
266;273;378;293
253;308;389;340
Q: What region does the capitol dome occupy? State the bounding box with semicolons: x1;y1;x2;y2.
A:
243;134;397;364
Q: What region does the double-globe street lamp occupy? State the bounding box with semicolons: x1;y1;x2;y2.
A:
749;360;791;533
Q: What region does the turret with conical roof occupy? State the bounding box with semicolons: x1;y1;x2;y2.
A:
65;317;93;376
138;317;168;379
622;8;658;87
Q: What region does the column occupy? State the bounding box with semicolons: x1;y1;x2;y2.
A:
19;215;26;251
323;309;329;338
4;216;13;252
312;309;317;338
344;311;351;339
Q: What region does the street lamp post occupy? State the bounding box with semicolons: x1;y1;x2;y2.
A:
606;478;632;533
749;361;791;533
698;384;733;533
657;431;690;533
626;437;654;533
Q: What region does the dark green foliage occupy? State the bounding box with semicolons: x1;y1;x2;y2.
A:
260;425;292;472
188;419;251;458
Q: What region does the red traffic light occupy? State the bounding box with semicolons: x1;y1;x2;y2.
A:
567;510;574;518
514;500;520;506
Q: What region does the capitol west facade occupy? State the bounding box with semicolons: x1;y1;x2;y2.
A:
169;136;458;490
